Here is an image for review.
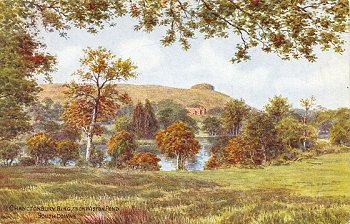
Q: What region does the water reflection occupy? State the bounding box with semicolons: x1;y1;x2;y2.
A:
158;138;212;171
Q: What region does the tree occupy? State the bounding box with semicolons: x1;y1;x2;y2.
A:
300;96;316;150
114;114;133;133
224;136;256;165
132;102;144;138
129;152;160;171
222;99;250;136
276;117;303;148
242;112;284;164
28;98;63;134
0;141;21;166
156;121;200;170
26;133;56;165
202;116;222;136
264;95;291;123
56;140;80;166
107;131;137;167
157;100;198;131
330;121;350;146
63;47;137;162
0;2;56;141
143;99;159;139
8;1;348;63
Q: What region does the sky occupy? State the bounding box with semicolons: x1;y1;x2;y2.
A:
41;17;350;110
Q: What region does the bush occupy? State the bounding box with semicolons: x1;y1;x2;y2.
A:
205;154;219;169
129;152;160;171
90;148;104;168
0;140;21;166
56;139;80;166
27;133;56;165
18;157;36;166
108;131;137;167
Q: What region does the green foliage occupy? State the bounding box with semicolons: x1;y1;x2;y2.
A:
242;112;284;164
276;117;303;148
56;139;80;166
0;153;349;223
330;121;350;146
202;116;222;136
222;99;250;135
89;147;104;168
108;131;137;167
264;95;291;123
10;0;348;62
28;98;64;134
114;114;133;133
157;99;198;132
26;132;56;165
0;1;56;140
0;140;21;166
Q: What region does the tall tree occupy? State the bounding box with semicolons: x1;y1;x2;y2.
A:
264;95;291;123
0;2;55;141
156;121;200;170
143;99;159;138
63;47;137;162
300;96;316;150
242;112;283;164
222;99;250;136
132;102;145;139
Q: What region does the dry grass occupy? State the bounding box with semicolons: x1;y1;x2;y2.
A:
0;153;349;223
39;84;231;109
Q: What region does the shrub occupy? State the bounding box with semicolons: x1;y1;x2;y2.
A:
27;133;56;165
0;140;21;166
205;154;219;169
56;139;80;166
90;148;104;168
129;152;160;171
108;131;137;167
18;157;36;166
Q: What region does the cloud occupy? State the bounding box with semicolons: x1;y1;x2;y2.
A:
117;37;164;73
52;46;83;83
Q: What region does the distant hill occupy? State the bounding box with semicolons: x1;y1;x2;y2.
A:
39;83;232;110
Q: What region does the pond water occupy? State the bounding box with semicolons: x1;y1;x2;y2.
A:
158;138;212;171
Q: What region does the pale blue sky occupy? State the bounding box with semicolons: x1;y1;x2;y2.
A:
41;18;350;109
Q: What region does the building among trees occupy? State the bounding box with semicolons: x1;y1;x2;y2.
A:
186;105;207;116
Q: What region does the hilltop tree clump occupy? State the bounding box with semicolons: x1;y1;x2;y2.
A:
190;83;215;91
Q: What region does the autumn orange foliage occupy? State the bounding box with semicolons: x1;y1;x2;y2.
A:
156;121;200;170
129;152;160;171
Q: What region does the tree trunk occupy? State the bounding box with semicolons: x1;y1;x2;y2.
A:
85;107;97;162
86;132;93;161
176;154;180;170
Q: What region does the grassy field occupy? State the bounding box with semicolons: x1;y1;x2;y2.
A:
0;153;349;224
39;83;231;110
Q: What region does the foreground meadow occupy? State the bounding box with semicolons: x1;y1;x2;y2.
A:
0;153;349;224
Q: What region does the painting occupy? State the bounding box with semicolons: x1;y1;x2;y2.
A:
0;1;349;223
